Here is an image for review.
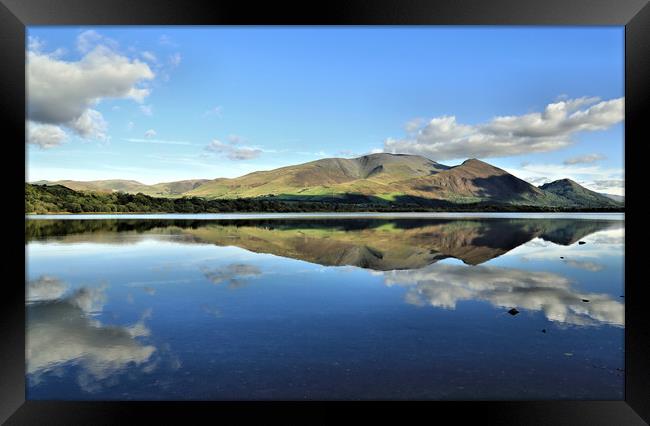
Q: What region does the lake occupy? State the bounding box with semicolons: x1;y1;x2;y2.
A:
25;213;625;400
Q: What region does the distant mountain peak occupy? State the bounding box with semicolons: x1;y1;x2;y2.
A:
540;179;621;207
540;178;581;189
459;158;495;167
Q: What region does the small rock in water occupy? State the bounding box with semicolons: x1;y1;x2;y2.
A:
578;241;586;245
541;329;547;333
507;308;519;316
581;299;590;303
560;256;565;259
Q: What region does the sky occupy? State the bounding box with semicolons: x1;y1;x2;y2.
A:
26;27;625;195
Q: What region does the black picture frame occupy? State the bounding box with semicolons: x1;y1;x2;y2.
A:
2;0;648;423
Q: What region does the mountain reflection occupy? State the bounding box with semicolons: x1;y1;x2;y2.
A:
26;218;619;270
26;277;156;392
384;264;624;326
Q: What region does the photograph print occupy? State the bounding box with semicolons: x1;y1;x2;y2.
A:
25;26;625;401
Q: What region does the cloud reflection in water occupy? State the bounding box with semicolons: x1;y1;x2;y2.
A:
384;264;623;326
26;278;156;392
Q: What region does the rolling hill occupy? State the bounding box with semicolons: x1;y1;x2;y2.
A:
37;179;210;197
539;179;621;208
32;153;623;209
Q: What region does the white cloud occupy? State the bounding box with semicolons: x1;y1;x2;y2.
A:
141;51;157;63
27;32;155;146
27;35;44;52
563;153;606;165
168;52;182;67
206;139;262;160
77;30;105;53
69;109;108;140
27;122;68;148
503;162;624;196
144;129;157;138
590;180;625;194
125;137;192;146
227;134;244;144
158;35;178;47
139;104;153;116
384;97;624;161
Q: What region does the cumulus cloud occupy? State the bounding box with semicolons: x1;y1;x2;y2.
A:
144;129;157;138
69;109;108;140
27;32;155;147
27;122;68;148
383;97;624;161
384;264;623;327
563;153;606;165
27;284;156;391
205;139;262;160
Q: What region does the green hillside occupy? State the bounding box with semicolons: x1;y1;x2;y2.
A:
38;179;210;198
28;153;623;210
540;179;621;208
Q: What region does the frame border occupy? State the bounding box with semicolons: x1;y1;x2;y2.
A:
2;0;648;423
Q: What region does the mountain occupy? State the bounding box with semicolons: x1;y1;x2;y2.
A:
31;153;623;209
389;158;569;206
38;179;210;197
186;155;578;207
185;153;450;200
539;179;621;208
600;193;625;203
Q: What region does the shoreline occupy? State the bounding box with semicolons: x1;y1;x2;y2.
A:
25;212;626;220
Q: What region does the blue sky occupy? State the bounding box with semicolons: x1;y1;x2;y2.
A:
26;27;624;194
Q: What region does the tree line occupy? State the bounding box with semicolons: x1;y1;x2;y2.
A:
25;183;624;214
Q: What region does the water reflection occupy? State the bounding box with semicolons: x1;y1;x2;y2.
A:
26;277;156;392
384;264;623;326
26;218;620;270
201;263;262;288
25;216;624;399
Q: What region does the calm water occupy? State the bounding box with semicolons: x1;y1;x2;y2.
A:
25;213;625;400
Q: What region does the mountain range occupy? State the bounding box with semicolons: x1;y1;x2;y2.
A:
33;153;623;208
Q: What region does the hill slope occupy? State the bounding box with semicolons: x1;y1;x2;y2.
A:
539;179;621;208
38;179;210;197
185;153;450;200
391;158;569;206
186;155;574;207
31;154;623;209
